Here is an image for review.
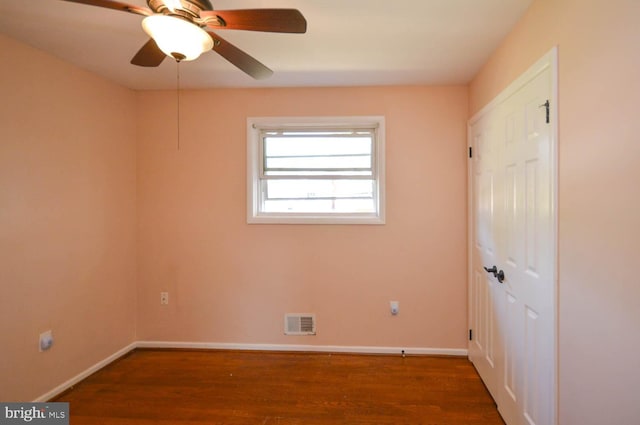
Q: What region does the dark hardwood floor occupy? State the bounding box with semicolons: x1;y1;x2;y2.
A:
53;349;504;424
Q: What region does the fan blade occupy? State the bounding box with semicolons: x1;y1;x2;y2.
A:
209;32;273;80
198;0;213;11
202;9;307;33
131;39;166;67
61;0;152;16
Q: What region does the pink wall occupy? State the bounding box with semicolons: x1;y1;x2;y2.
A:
136;86;469;349
470;0;640;423
0;35;138;401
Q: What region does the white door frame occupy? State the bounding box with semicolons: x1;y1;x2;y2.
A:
467;47;559;425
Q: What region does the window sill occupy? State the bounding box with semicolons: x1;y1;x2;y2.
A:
247;213;385;225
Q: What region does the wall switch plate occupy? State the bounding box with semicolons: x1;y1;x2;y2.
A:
160;292;169;305
390;301;399;315
39;330;53;352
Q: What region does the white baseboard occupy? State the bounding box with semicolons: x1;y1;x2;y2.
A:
136;340;468;357
34;342;137;402
35;340;467;401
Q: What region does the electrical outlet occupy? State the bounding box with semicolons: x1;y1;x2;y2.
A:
390;301;399;315
39;330;53;352
160;292;169;305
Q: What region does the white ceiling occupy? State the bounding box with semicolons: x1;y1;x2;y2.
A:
0;0;532;90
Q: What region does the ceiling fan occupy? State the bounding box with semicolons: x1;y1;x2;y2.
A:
62;0;307;79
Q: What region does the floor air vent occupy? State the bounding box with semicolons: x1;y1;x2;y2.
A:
285;314;316;335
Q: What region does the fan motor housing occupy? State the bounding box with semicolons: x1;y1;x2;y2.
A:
147;0;213;18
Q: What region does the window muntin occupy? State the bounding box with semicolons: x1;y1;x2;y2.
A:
247;117;385;224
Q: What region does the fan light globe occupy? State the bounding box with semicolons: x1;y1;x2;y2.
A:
142;15;213;61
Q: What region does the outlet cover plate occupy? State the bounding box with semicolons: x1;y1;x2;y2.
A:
39;330;53;352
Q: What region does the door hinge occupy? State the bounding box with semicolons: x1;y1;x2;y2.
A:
468;146;473;158
469;329;473;341
539;100;550;124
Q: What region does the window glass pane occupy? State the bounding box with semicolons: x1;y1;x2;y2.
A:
264;136;372;172
263;198;376;213
265;179;373;200
266;170;371;177
265;154;372;171
265;136;372;157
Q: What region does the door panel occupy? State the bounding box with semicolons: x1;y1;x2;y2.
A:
469;50;557;425
468;116;500;400
504;290;518;402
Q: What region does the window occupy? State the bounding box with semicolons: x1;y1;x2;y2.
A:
247;116;385;224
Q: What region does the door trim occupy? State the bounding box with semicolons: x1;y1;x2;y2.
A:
467;46;558;425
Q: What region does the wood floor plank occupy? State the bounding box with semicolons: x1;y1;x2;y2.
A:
53;349;504;424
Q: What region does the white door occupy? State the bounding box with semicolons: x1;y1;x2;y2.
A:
468;111;501;401
468;49;557;425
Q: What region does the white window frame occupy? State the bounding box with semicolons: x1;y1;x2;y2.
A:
247;116;386;225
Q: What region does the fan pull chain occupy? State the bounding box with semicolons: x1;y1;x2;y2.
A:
176;61;181;151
